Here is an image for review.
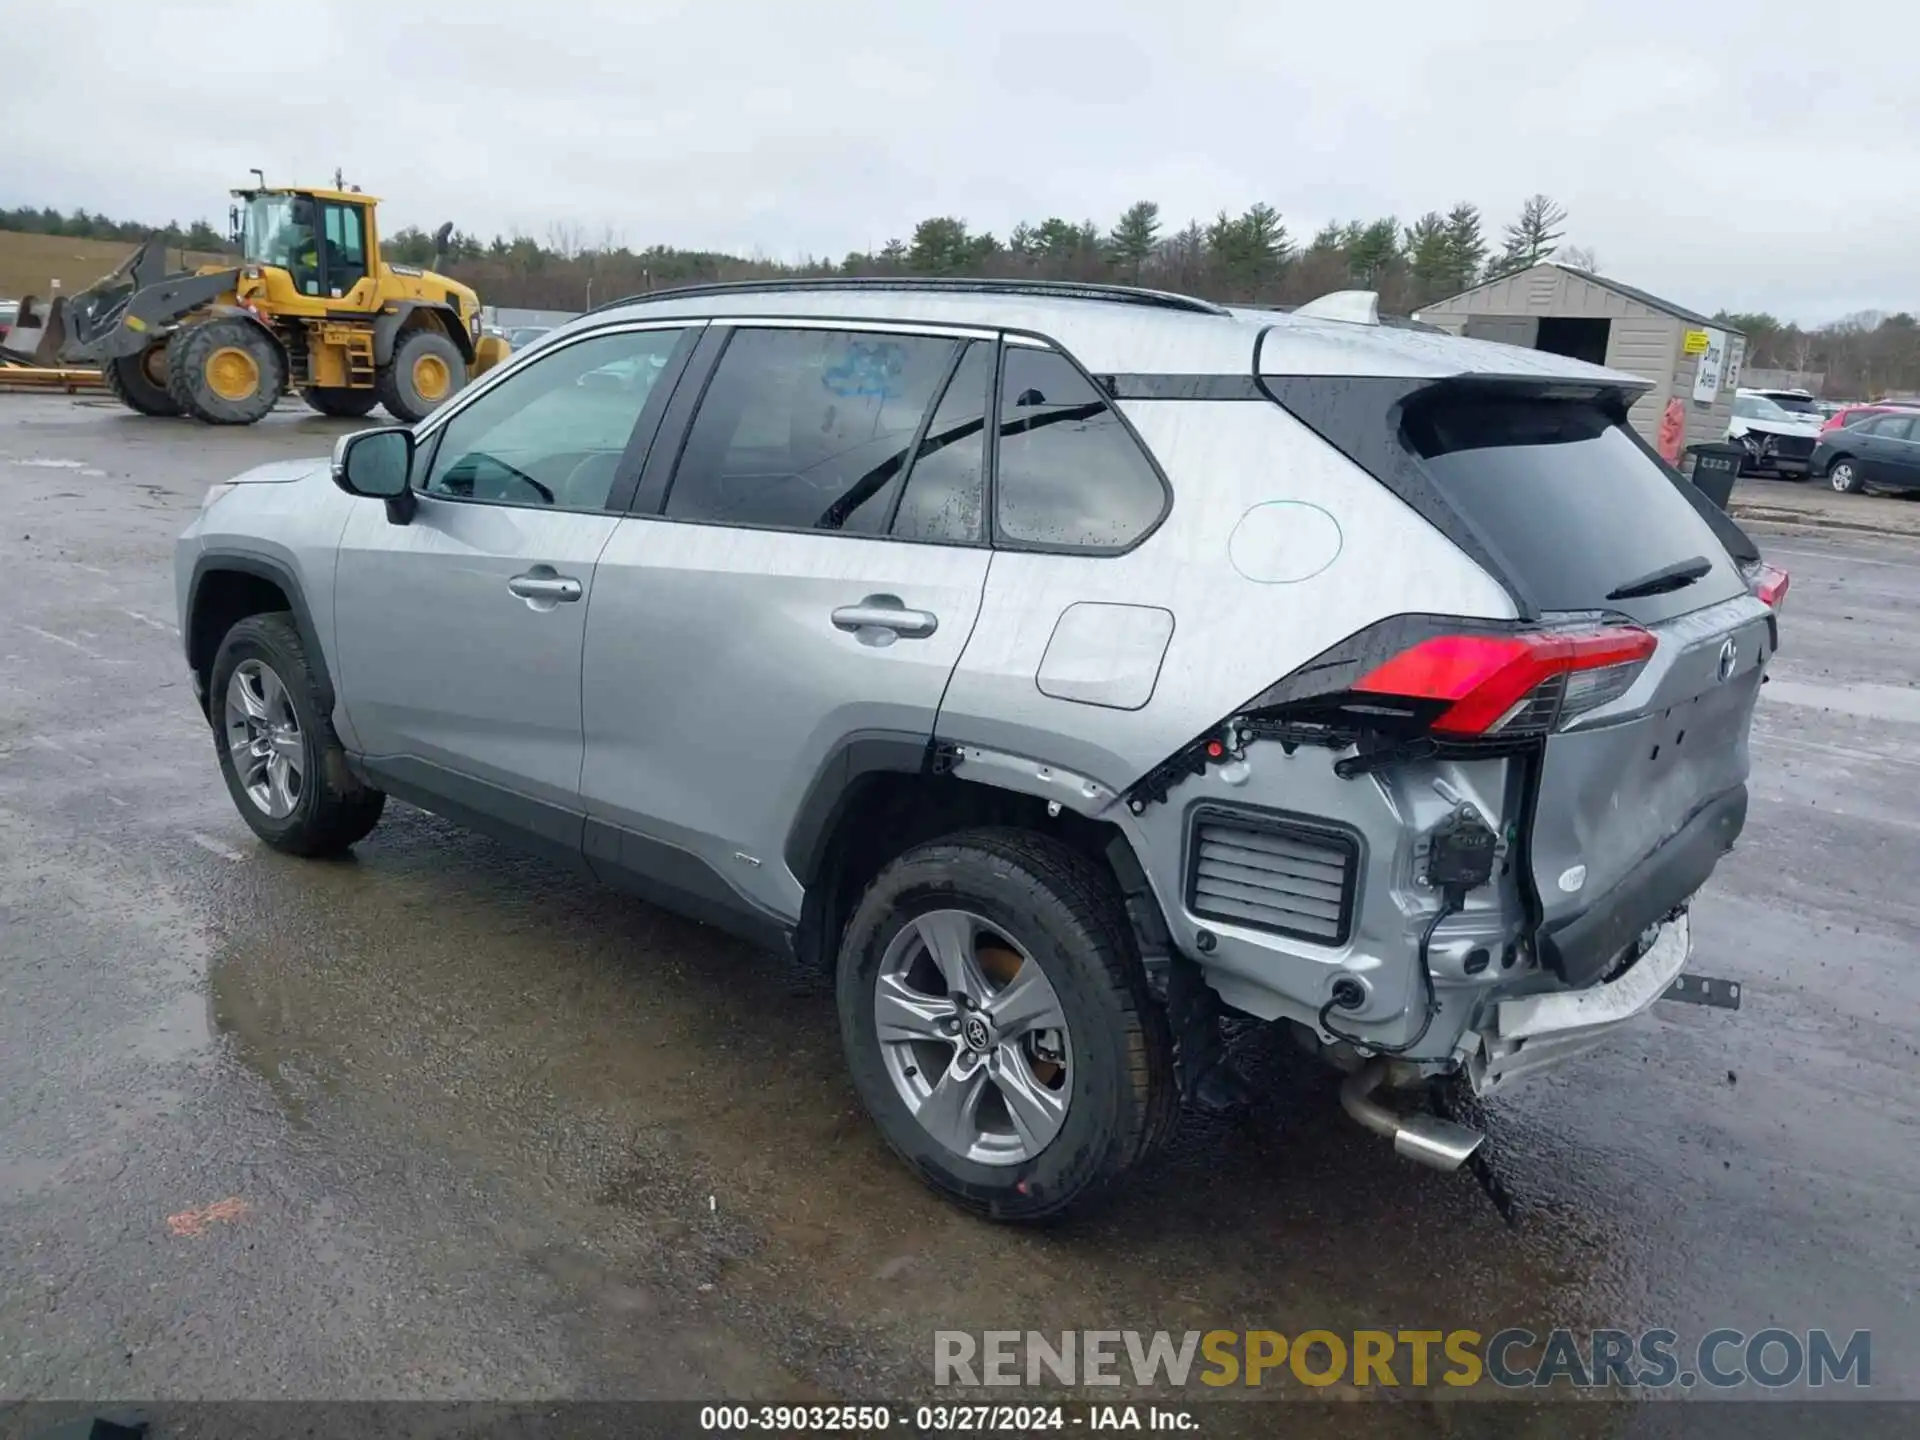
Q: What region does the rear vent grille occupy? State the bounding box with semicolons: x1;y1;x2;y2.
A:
1187;812;1359;945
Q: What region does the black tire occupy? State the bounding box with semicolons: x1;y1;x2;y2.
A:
377;328;467;423
301;386;380;418
836;828;1176;1223
1827;457;1865;494
102;345;182;417
209;612;385;857
167;317;285;425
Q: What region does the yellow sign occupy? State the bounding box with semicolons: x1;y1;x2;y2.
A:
1683;329;1710;355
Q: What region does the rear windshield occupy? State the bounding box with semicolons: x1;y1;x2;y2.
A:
1761;392;1820;414
1401;392;1750;626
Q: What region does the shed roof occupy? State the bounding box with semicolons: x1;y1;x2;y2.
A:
1550;265;1735;332
1424;263;1741;336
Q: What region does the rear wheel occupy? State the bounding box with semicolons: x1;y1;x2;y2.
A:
168;318;285;425
377;328;466;423
102;344;182;417
301;386;380;418
1828;458;1864;494
836;828;1176;1222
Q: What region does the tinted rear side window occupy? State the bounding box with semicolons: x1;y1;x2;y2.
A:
666;327;958;534
995;348;1167;550
1765;393;1820;414
1403;392;1749;625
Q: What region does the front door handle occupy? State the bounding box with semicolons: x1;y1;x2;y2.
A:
508;570;583;603
831;597;939;639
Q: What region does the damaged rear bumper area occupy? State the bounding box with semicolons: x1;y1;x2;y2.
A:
1469;908;1695;1096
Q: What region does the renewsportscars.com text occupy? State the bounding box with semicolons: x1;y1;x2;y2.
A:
933;1328;1871;1390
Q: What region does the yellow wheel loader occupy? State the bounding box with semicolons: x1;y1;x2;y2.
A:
1;183;509;425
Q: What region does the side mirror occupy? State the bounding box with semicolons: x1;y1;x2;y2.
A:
331;427;416;523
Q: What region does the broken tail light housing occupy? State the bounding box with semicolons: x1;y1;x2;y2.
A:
1352;625;1657;736
1743;560;1789;611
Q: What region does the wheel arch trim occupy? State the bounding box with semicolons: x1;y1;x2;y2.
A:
374;303;475;367
186;549;335;717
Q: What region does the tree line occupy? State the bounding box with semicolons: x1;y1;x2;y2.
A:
0;204;230;254
1716;309;1920;403
0;191;1586;314
384;192;1583;318
9;192;1916;395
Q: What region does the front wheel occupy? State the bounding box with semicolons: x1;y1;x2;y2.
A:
210;613;385;856
836;829;1176;1222
1829;458;1865;494
168;318;285;425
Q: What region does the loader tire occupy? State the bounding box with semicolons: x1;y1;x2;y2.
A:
378;328;466;424
103;346;182;417
169;318;284;426
302;386;380;419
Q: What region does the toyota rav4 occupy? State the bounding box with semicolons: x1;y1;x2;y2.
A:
176;278;1786;1221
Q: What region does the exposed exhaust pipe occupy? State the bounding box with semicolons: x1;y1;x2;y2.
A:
1339;1059;1485;1172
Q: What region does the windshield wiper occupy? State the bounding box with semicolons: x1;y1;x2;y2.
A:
1607;554;1712;601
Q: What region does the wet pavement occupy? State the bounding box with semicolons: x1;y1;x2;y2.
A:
1;396;1915;1423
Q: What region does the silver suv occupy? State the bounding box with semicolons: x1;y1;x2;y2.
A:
176;279;1786;1220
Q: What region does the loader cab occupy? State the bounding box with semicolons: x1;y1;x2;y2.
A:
235;188;372;303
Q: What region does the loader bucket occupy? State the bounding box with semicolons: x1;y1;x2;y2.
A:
57;234;173;361
0;294;68;367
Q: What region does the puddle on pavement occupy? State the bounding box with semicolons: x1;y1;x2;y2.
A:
197;806;1633;1400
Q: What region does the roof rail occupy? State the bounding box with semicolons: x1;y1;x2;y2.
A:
586;275;1230;318
1291;289;1380;326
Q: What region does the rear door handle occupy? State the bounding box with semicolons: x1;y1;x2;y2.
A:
831;598;938;639
508;571;583;603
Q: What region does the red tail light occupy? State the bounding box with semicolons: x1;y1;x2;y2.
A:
1747;561;1789;611
1353;625;1656;737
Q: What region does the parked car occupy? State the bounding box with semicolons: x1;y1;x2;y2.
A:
0;297;18;341
1812;410;1920;494
506;326;554;351
175;278;1784;1220
1820;401;1920;433
1728;388;1826;476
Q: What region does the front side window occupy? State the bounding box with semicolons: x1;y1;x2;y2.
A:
994;348;1166;550
666;327;959;534
239;194;301;270
423;328;687;511
1872;415;1915;440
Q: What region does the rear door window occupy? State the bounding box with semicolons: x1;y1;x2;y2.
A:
1402;391;1750;626
665;327;958;534
890;341;991;544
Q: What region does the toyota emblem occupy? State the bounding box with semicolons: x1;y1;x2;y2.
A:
1717;638;1737;682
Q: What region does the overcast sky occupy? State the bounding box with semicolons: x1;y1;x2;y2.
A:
4;0;1912;324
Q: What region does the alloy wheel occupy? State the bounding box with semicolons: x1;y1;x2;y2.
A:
874;909;1074;1166
223;658;305;818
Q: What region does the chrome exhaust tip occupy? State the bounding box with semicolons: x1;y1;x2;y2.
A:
1339;1059;1486;1172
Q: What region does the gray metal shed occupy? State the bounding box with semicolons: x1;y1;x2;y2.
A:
1413;264;1746;455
